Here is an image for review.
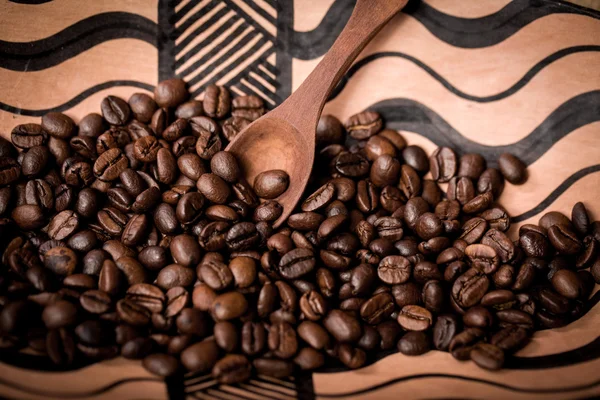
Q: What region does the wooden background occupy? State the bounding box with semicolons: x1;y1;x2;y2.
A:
0;0;599;398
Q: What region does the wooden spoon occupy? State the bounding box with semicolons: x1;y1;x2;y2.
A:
226;0;409;227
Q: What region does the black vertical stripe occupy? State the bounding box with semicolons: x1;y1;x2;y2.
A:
158;0;176;81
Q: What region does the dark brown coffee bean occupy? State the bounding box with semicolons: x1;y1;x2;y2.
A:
101;96;130;125
143;353;180;377
323;310;362;343
254;170;290;199
498;153;527;184
463;191;493;214
226;222;259;251
370;155;400;188
212;354;251;384
378;256;411;285
211;291;248;321
11;124;48;149
470;343;504;370
44;246;77;276
447;176;474;206
94;148;129;181
548;224;582;255
397;305;432;331
46;328;75;366
316;115;344;146
79;290;112;314
465;244;500;274
491;326;530;352
399;164;421;199
477;168;504;197
279;248;316;279
203;85;230;118
335;152;370;177
551;269;583;299
267;322;297;359
242;321;266;356
397;331;430;356
41;112;75;139
360;292;394;324
452;268;490;308
519;231;551;258
117;298;151;326
430;147;457;182
344;111;382;139
21;146;49;178
433;314;460;351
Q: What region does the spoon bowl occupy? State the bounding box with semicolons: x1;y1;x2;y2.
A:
226;116;314;226
226;0;409;227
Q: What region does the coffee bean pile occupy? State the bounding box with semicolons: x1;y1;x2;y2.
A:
0;79;598;382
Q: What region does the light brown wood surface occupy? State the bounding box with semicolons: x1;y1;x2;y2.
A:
0;0;599;399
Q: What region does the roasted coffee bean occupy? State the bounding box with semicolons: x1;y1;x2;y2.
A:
551;269;583;299
203;85;230;118
335;152;369;177
447;176;474;206
397;305;432;331
397;331;430;356
157;264;195;290
452;269;490;308
12;124;48;149
430;147;457;182
478;168;504;198
548;224;582;255
344;111;382;139
470;343;504;370
211;291;248;321
143;353;180;377
324;310;362;343
433;314;460;351
279;248;316;279
449;328;485;360
254;170;290;199
378;256;411;285
491;326;530;352
463;191;493;214
498;153;527;184
212;354;251;384
360;292;394;324
94;148;129;181
519;231;551;258
465;244;500;274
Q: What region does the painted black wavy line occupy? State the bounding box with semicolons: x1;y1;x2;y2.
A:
281;0;355;60
511;164;600;222
0;376;162;398
329;46;600;103
0;12;158;72
405;0;600;49
314;375;600;398
0;80;155;116
284;0;600;59
369;90;600;166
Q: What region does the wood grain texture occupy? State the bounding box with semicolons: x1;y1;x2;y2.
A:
0;0;599;399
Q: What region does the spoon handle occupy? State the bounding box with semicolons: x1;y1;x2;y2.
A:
273;0;408;134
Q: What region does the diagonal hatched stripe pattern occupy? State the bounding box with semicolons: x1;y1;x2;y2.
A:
171;0;280;105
